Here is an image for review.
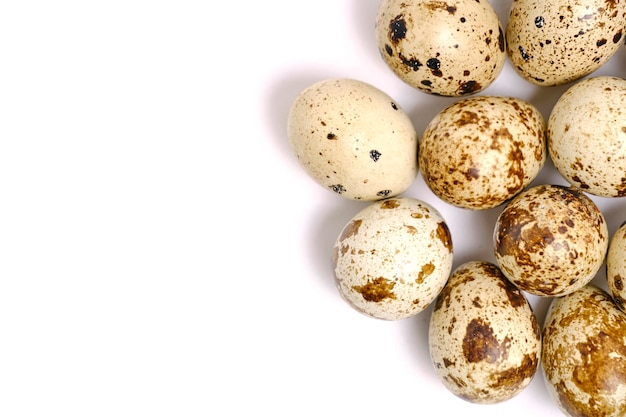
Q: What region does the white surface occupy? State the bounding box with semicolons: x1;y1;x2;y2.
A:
0;1;625;416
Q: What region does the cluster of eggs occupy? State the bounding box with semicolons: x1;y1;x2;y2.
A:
287;0;626;415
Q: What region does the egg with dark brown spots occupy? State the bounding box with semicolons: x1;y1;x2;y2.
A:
375;0;506;96
419;95;546;210
542;284;626;417
493;184;609;297
428;261;541;404
332;197;453;320
506;0;626;86
548;76;626;197
287;78;418;201
607;220;626;313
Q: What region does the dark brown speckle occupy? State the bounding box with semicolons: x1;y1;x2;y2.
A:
353;277;397;302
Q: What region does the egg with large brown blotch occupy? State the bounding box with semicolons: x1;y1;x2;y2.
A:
429;261;541;404
607;220;626;313
287;78;418;201
548;76;626;197
332;197;453;320
542;284;626;417
375;0;506;96
506;0;626;86
419;96;546;209
493;184;608;297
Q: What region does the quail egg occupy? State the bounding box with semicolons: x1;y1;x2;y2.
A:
375;0;506;96
493;184;608;297
548;76;626;197
288;78;418;201
332;197;453;320
429;261;541;403
542;284;626;417
419;95;546;209
506;0;626;85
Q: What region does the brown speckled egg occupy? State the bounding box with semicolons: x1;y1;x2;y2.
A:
375;0;506;96
287;78;418;201
542;285;626;417
428;261;541;404
419;96;546;210
506;0;626;86
493;184;608;297
548;76;626;197
332;197;453;320
607;221;626;313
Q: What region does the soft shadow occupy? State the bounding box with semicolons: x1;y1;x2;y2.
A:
527;83;572;121
350;0;381;60
489;0;514;27
527;293;553;329
306;197;368;295
450;205;504;271
406;95;458;138
399;303;440;379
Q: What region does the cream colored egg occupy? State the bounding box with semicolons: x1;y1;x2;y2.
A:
429;261;541;404
542;285;626;417
548;76;626;197
332;197;453;320
375;0;506;96
419;95;546;209
494;184;608;297
507;0;626;86
287;78;418;201
607;221;626;313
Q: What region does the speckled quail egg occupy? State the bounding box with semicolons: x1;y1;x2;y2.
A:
429;261;541;404
506;0;626;86
332;197;453;320
542;284;626;417
375;0;506;96
419;95;546;209
287;78;418;201
548;76;626;197
493;184;608;297
607;220;626;313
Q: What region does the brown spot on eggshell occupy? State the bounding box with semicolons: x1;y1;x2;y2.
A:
425;1;457;14
465;167;480;180
463;318;501;364
455;110;479;127
417;263;435;284
614;275;624;291
353;277;397;302
573;331;626;395
381;198;401;209
339;219;362;242
489;354;539;391
543;285;626;416
436;222;453;253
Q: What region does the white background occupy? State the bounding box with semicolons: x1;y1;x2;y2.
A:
0;1;625;416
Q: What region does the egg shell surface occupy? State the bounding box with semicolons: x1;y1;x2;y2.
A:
506;0;626;86
607;221;626;313
332;197;453;320
542;284;626;417
493;184;608;297
429;261;541;404
548;76;626;197
375;0;506;96
287;78;418;201
419;95;546;210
